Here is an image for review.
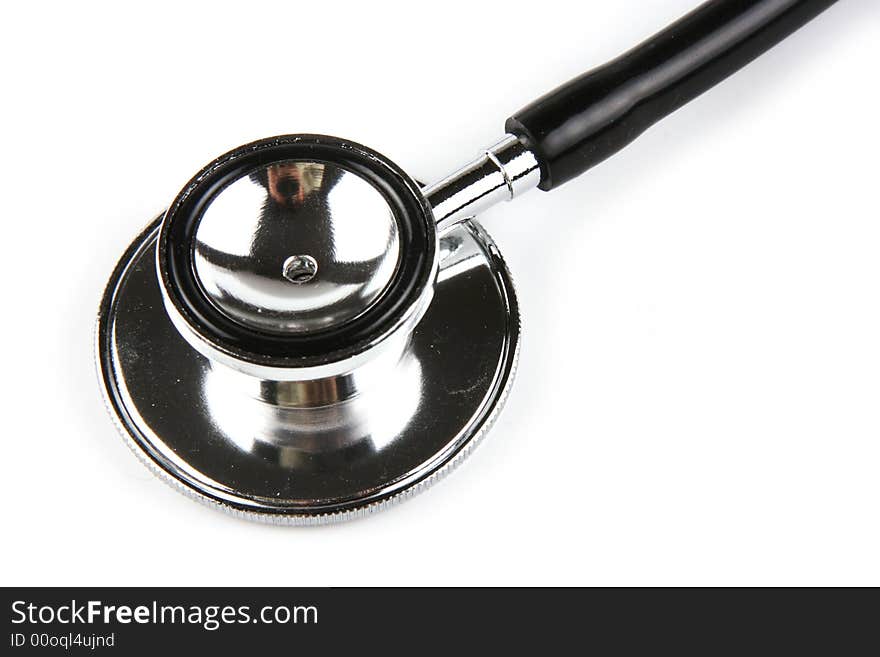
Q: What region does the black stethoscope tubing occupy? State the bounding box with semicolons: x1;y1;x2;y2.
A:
507;0;835;191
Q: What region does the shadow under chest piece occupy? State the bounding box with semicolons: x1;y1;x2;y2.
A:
96;0;837;523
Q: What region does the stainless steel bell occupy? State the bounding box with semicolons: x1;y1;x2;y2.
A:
97;135;530;523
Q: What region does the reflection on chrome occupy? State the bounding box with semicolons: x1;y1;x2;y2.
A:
202;353;423;467
437;228;485;283
192;160;401;334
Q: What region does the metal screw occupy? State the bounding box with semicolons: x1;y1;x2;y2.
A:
282;255;318;284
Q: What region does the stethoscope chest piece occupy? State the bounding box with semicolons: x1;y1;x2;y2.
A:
97;135;520;523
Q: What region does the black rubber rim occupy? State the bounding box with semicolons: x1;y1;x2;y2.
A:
158;135;435;366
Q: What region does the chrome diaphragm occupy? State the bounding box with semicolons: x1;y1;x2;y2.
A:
191;159;402;335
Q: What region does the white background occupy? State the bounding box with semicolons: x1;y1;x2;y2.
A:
2;0;878;586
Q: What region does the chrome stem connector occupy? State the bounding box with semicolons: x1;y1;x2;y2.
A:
424;135;541;231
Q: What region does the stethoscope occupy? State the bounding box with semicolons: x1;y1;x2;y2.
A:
97;0;837;523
